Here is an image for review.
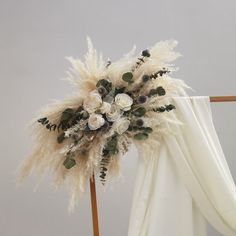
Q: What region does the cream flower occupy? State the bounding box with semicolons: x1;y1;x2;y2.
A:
112;118;130;134
83;90;102;113
88;113;105;130
100;102;111;114
106;104;122;122
115;93;133;111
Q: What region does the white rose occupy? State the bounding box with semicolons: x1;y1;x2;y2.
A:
106;104;122;122
115;93;133;111
88;113;105;130
83;90;102;113
100;102;111;114
113;118;130;134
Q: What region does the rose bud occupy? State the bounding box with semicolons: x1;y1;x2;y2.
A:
136;119;144;127
138;95;147;104
142;74;150;83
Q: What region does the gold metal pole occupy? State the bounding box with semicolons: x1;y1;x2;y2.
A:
210;96;236;102
90;174;99;236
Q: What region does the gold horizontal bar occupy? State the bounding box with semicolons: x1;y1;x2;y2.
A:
210;96;236;102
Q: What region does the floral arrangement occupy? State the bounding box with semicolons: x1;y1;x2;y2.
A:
18;38;189;210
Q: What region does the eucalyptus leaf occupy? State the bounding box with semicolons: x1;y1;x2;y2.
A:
132;107;146;117
105;137;118;151
156;86;166;96
122;72;133;83
38;117;47;124
63;158;76;169
102;149;109;156
110;148;119;155
134;132;149;140
166;104;176;111
63;108;74;114
154;106;165;112
143;127;153;133
148;89;158;97
60;108;74;122
115;87;126;96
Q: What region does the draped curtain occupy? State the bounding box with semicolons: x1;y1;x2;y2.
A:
128;96;236;236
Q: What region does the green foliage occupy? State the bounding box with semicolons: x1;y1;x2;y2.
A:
145;127;153;133
122;72;134;84
60;108;75;122
57;132;65;144
148;86;166;97
58;107;85;131
156;86;166;96
141;49;151;57
153;104;176;113
141;127;153;133
103;135;119;155
38;117;57;131
132;107;146;117
148;89;158;97
96;79;112;92
114;87;126;96
129;124;153;134
38;117;48;124
99;155;110;184
63;157;76;169
133;132;149;140
100;135;119;184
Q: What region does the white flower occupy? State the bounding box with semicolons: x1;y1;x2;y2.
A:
115;93;133;111
113;118;130;134
83;90;102;113
106;104;122;122
100;102;111;114
88;113;105;130
64;130;71;138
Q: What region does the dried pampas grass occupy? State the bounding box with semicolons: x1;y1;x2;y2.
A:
17;37;190;211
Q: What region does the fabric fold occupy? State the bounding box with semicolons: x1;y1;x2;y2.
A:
128;96;236;236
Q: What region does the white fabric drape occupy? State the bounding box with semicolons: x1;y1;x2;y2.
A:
128;96;236;236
